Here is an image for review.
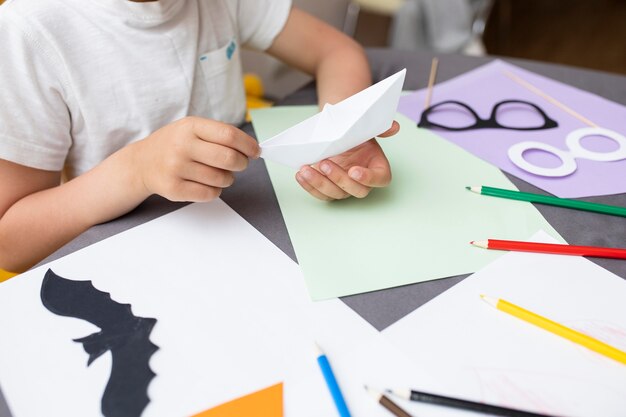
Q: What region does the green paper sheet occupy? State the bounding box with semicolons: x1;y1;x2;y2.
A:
251;107;563;300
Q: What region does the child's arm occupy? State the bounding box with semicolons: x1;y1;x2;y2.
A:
0;118;259;272
267;7;399;201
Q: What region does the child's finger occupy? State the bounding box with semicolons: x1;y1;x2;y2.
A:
190;141;250;172
348;164;391;188
181;162;234;188
295;172;333;201
190;117;260;158
173;180;222;203
377;120;400;138
319;160;371;198
297;166;349;200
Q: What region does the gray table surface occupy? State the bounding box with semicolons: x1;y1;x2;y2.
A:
2;49;625;417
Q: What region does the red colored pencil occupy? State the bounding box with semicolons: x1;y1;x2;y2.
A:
471;239;626;260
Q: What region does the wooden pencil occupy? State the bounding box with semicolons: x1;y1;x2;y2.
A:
366;386;413;417
471;239;626;260
316;344;352;417
388;388;553;417
467;185;626;218
481;295;626;366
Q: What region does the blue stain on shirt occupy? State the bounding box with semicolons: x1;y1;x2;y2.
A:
198;39;236;62
226;39;236;60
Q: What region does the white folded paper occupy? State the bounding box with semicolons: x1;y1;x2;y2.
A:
260;69;407;168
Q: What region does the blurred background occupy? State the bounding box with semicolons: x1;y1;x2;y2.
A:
351;0;626;76
242;0;626;99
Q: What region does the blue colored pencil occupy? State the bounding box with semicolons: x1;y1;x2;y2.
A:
315;343;352;417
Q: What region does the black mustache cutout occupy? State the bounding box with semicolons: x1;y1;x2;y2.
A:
40;269;158;417
418;99;559;131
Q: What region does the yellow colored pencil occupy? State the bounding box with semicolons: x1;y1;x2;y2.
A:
480;295;626;366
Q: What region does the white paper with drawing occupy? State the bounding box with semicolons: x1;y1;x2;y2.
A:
383;231;626;417
260;69;406;168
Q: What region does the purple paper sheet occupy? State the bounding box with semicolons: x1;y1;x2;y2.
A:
398;60;626;198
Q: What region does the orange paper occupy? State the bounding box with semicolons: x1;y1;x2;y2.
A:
192;383;283;417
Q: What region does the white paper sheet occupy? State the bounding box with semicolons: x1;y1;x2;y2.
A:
0;200;436;417
383;231;626;417
260;69;406;168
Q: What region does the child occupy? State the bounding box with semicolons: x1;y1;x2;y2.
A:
0;0;399;272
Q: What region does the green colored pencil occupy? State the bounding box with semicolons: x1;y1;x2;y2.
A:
466;186;626;218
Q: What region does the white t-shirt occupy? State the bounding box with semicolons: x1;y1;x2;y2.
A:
0;0;291;178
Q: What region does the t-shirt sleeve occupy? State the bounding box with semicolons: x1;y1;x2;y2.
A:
0;14;72;171
235;0;292;51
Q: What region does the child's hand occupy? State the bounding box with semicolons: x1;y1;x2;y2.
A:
295;121;400;200
133;117;260;202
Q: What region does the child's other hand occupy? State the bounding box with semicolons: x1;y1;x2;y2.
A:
133;117;260;202
295;121;400;201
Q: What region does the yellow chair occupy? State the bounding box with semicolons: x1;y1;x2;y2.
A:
244;73;272;121
0;269;17;283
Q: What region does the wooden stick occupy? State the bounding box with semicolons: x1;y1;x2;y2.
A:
424;57;439;110
503;70;598;127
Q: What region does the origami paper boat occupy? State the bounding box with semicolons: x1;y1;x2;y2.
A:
260;69;406;168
